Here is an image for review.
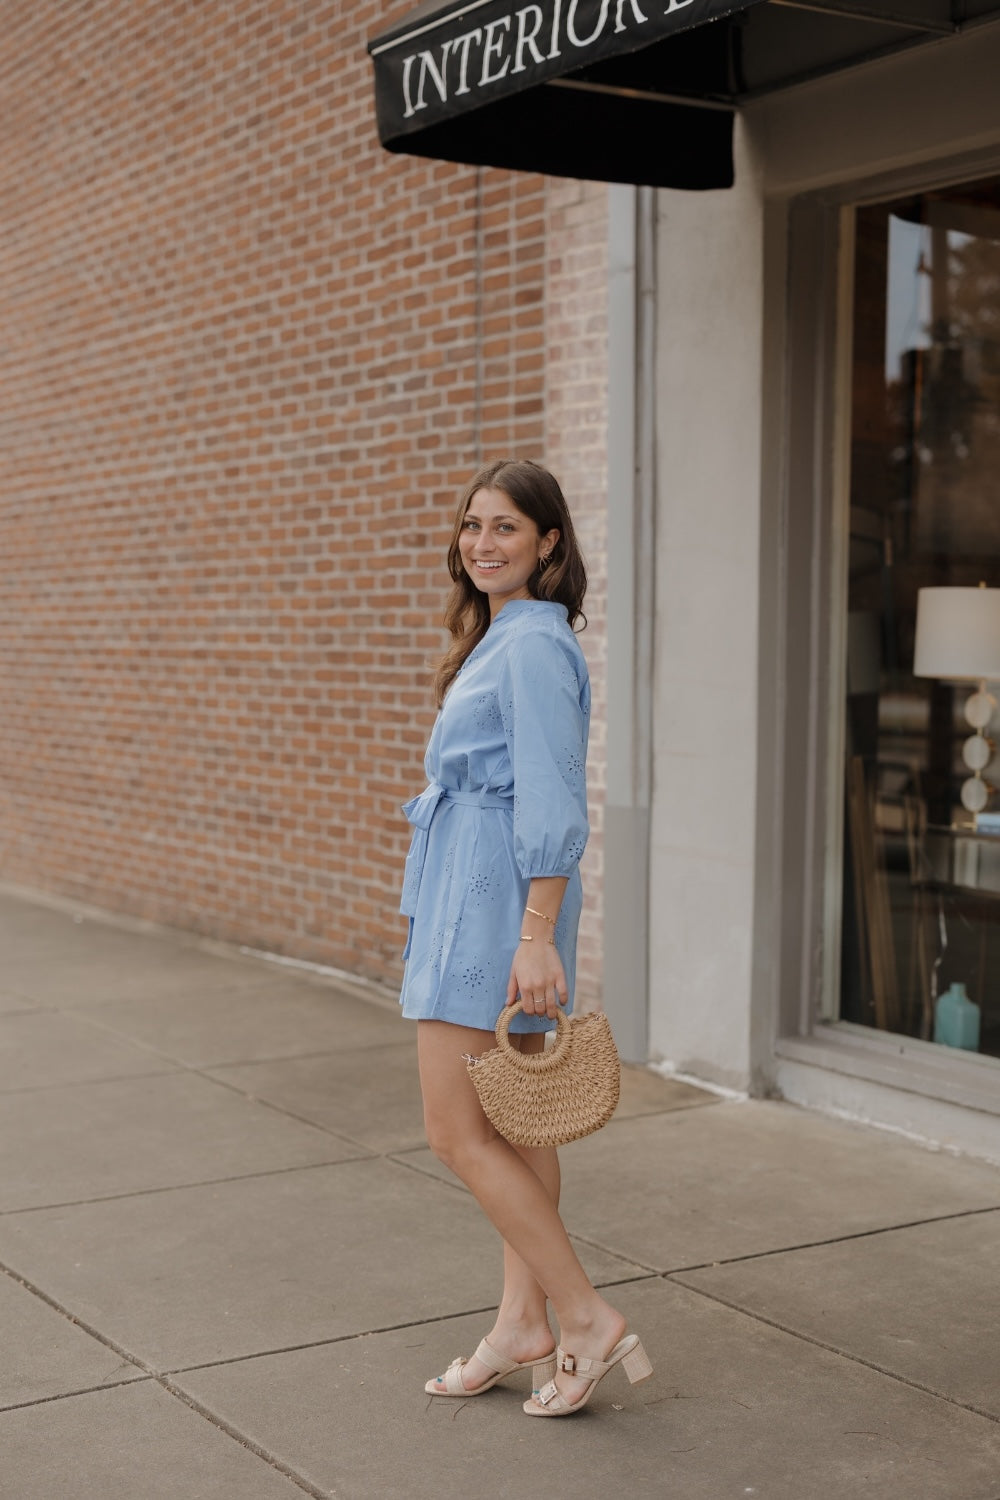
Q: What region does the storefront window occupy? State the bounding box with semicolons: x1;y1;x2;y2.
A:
841;175;1000;1061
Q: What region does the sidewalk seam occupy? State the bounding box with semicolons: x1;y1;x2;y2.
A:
71;1001;413;1076
0;1066;182;1097
655;1202;1000;1274
193;1065;389;1151
0;1260;330;1496
0;1259;156;1379
158;1285;660;1378
669;1275;1000;1427
0;1155;375;1217
0;877;400;1011
0;1375;152;1415
160;1378;331;1499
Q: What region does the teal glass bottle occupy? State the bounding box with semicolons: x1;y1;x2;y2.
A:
933;982;981;1051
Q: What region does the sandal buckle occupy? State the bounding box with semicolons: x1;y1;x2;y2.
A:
559;1352;577;1374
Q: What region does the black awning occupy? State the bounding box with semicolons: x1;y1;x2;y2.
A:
368;1;1000;191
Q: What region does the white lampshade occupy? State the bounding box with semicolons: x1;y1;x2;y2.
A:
913;586;1000;682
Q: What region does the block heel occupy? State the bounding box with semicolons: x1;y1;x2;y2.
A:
621;1339;653;1385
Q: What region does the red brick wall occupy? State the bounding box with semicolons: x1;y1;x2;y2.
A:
0;0;608;1001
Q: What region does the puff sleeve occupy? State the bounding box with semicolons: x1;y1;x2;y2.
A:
498;627;590;880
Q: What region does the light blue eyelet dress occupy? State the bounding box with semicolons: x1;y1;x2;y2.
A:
399;599;590;1034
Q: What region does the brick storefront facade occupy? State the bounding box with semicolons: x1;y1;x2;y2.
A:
0;1;608;1006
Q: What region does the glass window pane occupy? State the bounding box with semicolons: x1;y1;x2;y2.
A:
841;175;1000;1062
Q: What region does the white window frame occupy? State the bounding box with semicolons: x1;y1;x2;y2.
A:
768;144;1000;1118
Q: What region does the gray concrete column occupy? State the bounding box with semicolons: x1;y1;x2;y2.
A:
603;184;656;1063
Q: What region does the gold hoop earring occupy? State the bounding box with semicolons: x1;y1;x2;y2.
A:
539;552;552;573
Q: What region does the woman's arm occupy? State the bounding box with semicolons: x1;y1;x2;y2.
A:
506;876;569;1020
497;629;590;1021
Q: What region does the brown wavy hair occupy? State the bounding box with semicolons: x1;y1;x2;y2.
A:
434;459;587;706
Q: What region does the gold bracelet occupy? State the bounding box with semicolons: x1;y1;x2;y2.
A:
519;934;555;945
524;904;556;926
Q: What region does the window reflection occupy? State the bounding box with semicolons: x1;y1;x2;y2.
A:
842;176;1000;1061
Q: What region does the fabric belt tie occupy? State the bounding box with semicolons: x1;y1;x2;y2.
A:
400;782;513;917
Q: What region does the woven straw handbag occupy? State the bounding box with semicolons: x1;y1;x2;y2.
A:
466;1002;620;1148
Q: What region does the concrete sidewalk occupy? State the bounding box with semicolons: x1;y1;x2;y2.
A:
2;886;999;1499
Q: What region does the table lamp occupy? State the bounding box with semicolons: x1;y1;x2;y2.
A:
913;584;1000;818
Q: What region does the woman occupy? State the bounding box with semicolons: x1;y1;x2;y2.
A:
399;459;651;1418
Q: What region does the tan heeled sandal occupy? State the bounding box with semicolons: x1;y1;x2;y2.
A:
523;1334;652;1416
425;1337;557;1397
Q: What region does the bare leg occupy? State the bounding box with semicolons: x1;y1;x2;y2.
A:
498;1138;560;1334
418;1019;626;1405
460;1035;560;1390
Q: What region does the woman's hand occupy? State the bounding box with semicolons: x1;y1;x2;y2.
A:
506;939;568;1021
505;876;569;1020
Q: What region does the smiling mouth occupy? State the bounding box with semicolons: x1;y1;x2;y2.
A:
473;561;506;571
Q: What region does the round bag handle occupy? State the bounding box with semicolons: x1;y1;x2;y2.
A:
494;1001;574;1073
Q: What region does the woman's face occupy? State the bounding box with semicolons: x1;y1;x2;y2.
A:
458;488;559;617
